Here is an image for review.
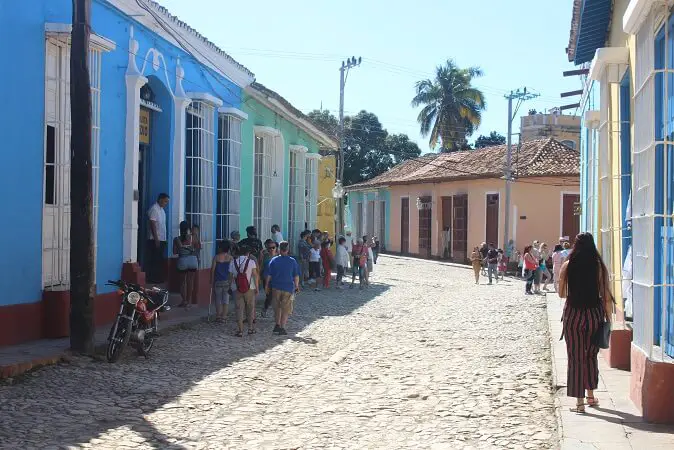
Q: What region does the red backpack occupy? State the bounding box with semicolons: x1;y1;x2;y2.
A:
233;257;251;293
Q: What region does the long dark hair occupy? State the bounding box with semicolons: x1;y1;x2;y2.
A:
179;221;190;243
566;232;609;308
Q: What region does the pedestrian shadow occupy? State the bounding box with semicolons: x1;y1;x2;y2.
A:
585;406;674;434
0;280;392;448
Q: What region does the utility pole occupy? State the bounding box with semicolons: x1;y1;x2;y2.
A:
336;56;361;236
70;0;95;353
503;88;539;253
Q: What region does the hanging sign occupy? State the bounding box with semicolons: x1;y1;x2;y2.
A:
139;108;151;144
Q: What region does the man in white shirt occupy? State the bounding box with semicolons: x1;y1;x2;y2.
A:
344;230;354;269
229;245;259;337
147;193;169;283
271;224;284;244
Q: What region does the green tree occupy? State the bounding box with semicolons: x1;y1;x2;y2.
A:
306;109;339;137
411;59;486;152
307;109;421;185
474;131;506;148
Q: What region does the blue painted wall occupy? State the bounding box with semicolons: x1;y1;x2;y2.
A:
0;0;243;307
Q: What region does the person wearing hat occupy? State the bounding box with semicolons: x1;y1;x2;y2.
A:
230;230;241;244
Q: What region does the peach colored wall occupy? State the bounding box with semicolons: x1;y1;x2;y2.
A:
387;177;579;258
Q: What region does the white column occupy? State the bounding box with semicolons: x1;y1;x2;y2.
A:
171;97;190;243
123;27;148;262
170;62;190;243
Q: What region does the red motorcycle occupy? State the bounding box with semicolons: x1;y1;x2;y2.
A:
105;280;170;363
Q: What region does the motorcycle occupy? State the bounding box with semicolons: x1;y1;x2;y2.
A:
105;280;170;363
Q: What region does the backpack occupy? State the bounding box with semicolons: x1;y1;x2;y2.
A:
233;257;251;293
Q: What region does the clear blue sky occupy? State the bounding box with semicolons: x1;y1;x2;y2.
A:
159;0;581;152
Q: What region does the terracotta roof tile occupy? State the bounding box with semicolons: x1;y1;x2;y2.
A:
346;138;579;190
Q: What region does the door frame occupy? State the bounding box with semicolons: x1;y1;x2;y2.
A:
484;191;501;247
560;191;580;239
400;196;410;254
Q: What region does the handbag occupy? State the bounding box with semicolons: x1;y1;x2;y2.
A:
592;319;611;349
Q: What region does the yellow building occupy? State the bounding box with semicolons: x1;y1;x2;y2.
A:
317;154;337;247
520;112;581;150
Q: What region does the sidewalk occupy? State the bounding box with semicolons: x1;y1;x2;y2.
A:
546;296;674;449
0;301;209;380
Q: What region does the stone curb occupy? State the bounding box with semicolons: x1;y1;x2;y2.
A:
545;297;565;449
0;312;208;381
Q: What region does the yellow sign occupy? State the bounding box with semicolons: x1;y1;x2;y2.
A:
139;108;151;144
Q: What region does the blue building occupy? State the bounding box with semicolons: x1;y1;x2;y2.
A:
0;0;255;346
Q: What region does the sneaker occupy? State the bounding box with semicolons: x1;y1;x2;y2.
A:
314;288;321;292
261;310;268;318
278;328;288;335
273;324;281;333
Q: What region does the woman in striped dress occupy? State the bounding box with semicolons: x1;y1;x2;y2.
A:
558;233;614;413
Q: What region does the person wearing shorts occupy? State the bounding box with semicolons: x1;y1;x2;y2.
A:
266;241;300;336
211;240;233;323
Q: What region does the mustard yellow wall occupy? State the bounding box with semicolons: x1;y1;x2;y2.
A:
318;155;337;249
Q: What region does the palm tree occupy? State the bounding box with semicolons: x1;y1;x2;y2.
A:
412;59;486;152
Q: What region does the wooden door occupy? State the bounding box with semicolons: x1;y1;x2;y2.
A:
401;198;410;254
485;193;499;246
452;194;468;263
367;200;375;237
418;196;432;258
562;194;580;243
441;197;452;259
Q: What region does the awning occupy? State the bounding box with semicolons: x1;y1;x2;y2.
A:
573;0;612;65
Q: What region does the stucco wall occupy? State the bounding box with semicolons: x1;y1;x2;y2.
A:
318;155;336;239
241;95;322;242
0;0;243;307
383;177;579;258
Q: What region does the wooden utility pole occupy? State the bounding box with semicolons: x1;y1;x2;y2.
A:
69;0;95;353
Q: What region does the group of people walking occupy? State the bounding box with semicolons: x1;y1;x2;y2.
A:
169;220;381;337
520;240;572;295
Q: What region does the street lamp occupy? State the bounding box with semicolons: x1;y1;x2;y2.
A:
332;180;345;199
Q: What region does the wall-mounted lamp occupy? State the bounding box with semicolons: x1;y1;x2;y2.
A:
332;181;345;199
416;197;432;210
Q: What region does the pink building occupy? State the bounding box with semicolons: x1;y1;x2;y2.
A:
347;138;580;262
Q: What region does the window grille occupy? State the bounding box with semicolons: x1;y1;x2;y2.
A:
42;38;101;289
216;114;242;242
185;101;215;269
288;146;306;251
254;135;273;239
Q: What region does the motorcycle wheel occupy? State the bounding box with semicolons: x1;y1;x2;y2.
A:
136;323;155;358
106;317;133;363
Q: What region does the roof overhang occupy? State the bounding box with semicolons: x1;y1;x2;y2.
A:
245;86;338;150
106;0;255;88
588;47;629;81
623;0;668;34
571;0;613;65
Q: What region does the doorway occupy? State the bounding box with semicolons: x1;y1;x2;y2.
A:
401;198;410;254
485;193;499;247
137;105;153;269
452;194;468;263
418;196;432;258
441;196;452;259
562;193;580;243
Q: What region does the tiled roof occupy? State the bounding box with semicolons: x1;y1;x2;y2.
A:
567;0;582;62
346;138;579;190
249;82;339;145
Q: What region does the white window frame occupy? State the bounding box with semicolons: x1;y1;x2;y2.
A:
42;36;106;289
216;108;246;242
628;6;659;357
288;145;307;250
185;100;216;269
305;153;321;231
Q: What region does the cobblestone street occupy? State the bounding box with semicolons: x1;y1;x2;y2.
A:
0;256;557;449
